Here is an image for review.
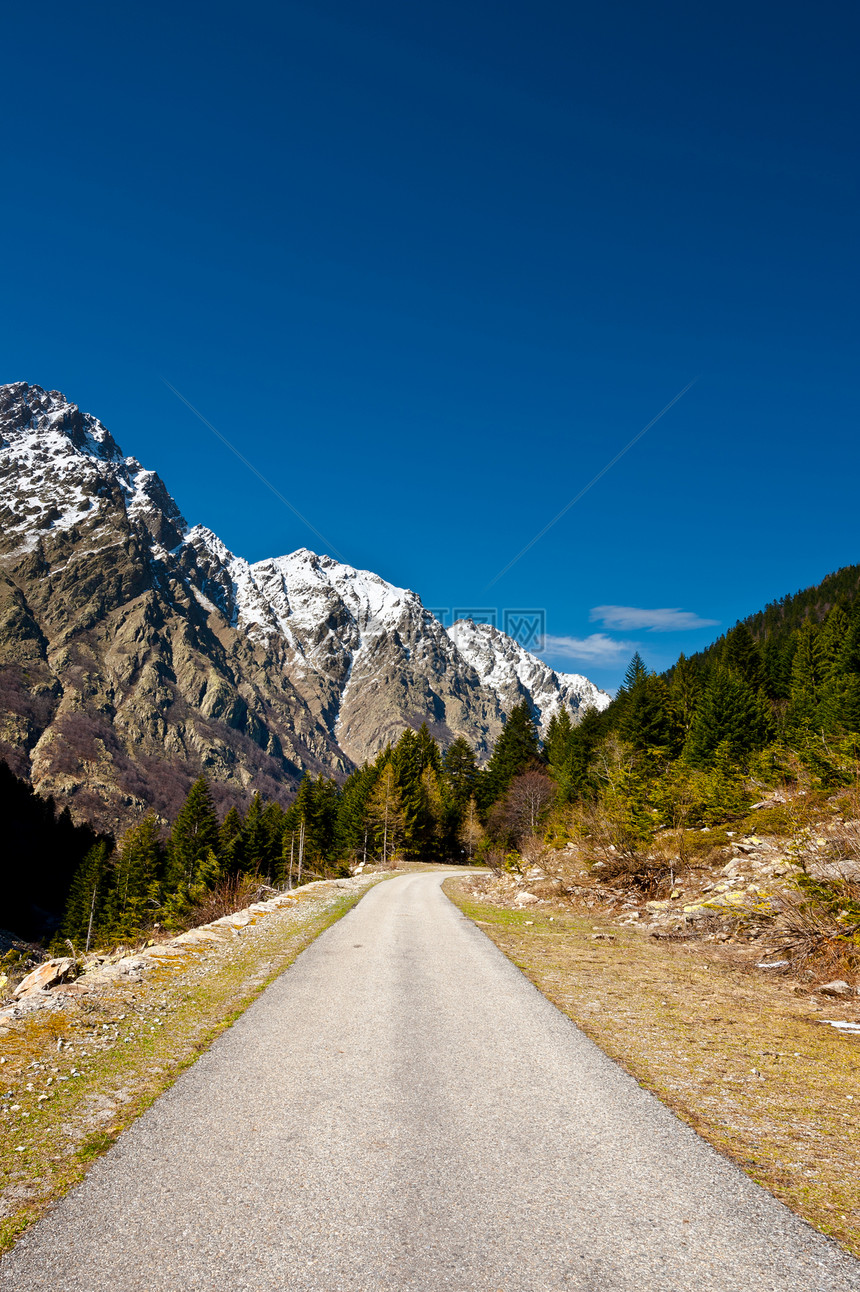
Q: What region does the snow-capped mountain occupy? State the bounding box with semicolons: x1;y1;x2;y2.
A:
182;529;508;765
447;619;607;733
0;383;609;827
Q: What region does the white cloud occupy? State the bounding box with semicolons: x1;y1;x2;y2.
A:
590;605;719;633
541;633;639;664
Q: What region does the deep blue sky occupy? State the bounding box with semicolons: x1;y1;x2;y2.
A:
3;0;858;691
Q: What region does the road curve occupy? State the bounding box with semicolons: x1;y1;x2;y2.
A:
2;871;858;1291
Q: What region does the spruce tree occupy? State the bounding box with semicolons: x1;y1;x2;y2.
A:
310;776;340;866
479;701;541;810
218;806;244;875
685;668;774;766
618;672;673;752
788;620;825;729
392;729;428;857
441;737;478;807
417;765;444;860
621;652;648;691
838;601;860;677
543;709;573;768
104;816;162;942
815;605;860;732
818;605;850;676
668;654;701;749
165;777;219;894
197;847;222;891
237;792;268;874
334;763;379;866
415;722;443;775
722;623;766;692
58;841;112;952
261;801;287;876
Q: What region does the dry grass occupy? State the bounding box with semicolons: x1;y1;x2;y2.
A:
0;879;382;1254
446;877;860;1259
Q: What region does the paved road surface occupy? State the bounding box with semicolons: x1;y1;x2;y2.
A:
2;871;858;1291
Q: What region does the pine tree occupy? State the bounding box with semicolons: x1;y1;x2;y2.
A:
58;841;112;952
479;701;541;810
103;816;162;942
165;777;219;894
788;620;825;729
722;623;766;692
218;806;244;875
441;737;478;807
543;709;574;767
685;668;774;766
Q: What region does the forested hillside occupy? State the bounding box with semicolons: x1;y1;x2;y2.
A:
38;563;860;953
685;562;860;693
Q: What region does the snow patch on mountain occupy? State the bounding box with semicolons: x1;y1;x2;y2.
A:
0;383;184;552
447;619;610;731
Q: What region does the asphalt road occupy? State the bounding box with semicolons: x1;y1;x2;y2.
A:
2;870;858;1291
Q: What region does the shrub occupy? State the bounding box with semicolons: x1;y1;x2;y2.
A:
180;874;271;928
738;805;795;836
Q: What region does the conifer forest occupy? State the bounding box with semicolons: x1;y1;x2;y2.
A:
24;563;860;953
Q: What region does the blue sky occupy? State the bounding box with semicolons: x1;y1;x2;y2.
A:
3;0;858;692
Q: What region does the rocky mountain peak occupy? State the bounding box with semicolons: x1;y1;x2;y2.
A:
0;382;186;559
0;382;124;463
448;618;608;733
0;382;610;830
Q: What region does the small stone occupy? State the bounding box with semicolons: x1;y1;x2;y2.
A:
12;958;75;1000
818;980;854;998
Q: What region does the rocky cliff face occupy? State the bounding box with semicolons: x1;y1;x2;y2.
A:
0;383;609;830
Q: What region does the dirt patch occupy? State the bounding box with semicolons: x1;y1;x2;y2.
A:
446;876;860;1259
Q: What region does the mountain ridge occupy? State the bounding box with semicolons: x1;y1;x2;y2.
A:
0;382;609;829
